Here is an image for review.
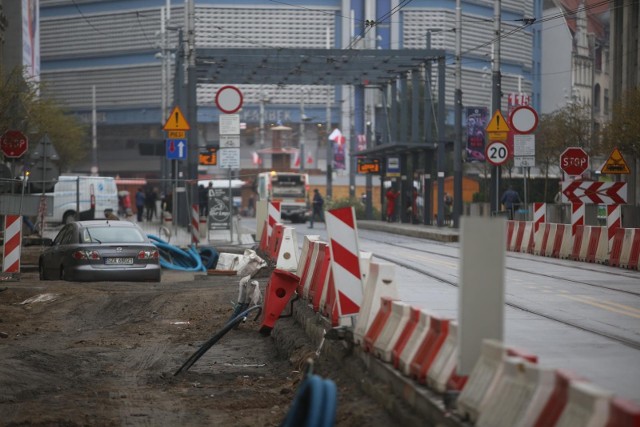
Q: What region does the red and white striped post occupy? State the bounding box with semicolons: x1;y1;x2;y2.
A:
571;203;585;236
191;204;199;246
2;215;23;278
326;206;364;325
606;204;621;252
533;202;546;233
267;201;281;247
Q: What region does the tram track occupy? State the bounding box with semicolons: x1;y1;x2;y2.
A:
359;236;640;351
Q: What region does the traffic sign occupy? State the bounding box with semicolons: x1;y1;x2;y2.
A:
219;148;240;168
219;114;240;135
220;135;240;148
163;106;190;131
486;110;510;133
1;130;28;158
485;141;509;166
199;147;217;166
215;85;243;114
357;158;381;174
167;130;186;139
166;139;187;160
560;147;589;176
600;147;630;174
509;105;538;134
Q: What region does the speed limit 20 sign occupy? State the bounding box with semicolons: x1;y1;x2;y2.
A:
485;141;509;166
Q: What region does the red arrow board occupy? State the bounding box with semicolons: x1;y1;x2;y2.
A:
1;130;29;158
562;181;627;204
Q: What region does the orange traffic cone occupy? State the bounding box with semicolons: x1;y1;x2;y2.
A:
259;269;300;335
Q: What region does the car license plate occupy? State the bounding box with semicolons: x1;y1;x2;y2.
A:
105;257;134;265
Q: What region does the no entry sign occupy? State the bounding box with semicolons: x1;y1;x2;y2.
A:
215;86;243;114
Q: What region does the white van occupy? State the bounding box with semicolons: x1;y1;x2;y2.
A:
46;176;119;224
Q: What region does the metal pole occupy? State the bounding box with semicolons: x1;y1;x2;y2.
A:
186;0;198;225
424;32;434;226
300;94;305;172
437;57;446;227
491;0;502;213
92;85;98;176
453;0;463;228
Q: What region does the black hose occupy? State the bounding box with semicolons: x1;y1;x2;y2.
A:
174;305;262;376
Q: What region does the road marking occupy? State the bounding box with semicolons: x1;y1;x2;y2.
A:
562;294;640;319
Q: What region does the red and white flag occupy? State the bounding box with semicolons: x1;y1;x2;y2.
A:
252;151;262;165
293;150;300;167
329;128;342;141
307;154;313;165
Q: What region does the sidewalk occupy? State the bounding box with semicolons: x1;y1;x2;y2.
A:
357;220;460;243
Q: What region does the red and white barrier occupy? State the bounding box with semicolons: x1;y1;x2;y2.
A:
456;340;513;422
409;315;450;384
372;301;411;362
363;296;397;353
397;308;433;376
275;226;298;271
2;214;22;276
605;397;640;427
353;262;398;345
191;204;199;245
302;241;324;300
326;206;364;323
557;224;575;259
267;201;281;247
476;358;555;427
554;381;612;427
391;306;421;369
427;321;465;393
610;228;640;270
309;243;331;311
533;202;546;233
532;370;586;427
533;223;552;256
606;205;621;252
571;202;585;236
571;225;587;261
521;222;535;254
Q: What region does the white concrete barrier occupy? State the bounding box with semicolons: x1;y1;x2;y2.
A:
555;381;612;427
353;262;398;345
426;321;460;393
397;308;433;377
372;300;411;362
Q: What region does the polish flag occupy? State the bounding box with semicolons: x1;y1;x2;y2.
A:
252;151;262;165
306;154;313;165
293;151;301;167
328;128;342;141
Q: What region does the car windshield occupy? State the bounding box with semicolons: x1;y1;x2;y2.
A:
81;226;146;244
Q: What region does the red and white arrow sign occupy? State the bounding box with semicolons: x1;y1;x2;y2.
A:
561;181;627;205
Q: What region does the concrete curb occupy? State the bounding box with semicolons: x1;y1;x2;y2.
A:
357;221;459;243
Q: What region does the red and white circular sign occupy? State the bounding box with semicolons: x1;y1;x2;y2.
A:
485;141;509;166
215;85;243;114
509;105;538;134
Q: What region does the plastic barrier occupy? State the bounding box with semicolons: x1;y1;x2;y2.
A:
476;358;555;427
571;225;586;261
296;235;320;278
259;269;299;335
372;301;411;362
533;223;552;256
190;204;199;245
558;224;575;259
326;206;364;321
607;205;622;253
397;308;433;376
306;243;327;302
532;370;586;427
605;397;640;427
507;220;516;250
554;381;613;427
409;316;450;384
533;202;546;233
359;251;373;282
353;262;398;345
296;240;315;296
258;219;269;252
571;202;585;236
625;229;640;270
275;226;299;271
594;226;611;264
520;221;534;254
456;339;523;422
301;241;322;299
363;297;397;353
2;214;22;277
512;221;528;253
268;223;285;261
551;224;566;258
310;245;331;312
391;306;421;369
267;201;281;245
427;321;466;393
613;228;640;270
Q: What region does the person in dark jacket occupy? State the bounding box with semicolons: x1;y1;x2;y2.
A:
135;188;145;222
308;189;324;229
501;186;521;220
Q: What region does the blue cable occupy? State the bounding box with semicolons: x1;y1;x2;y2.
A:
280;374;337;427
148;235;207;272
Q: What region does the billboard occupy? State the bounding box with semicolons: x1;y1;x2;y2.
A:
22;0;40;83
466;107;488;162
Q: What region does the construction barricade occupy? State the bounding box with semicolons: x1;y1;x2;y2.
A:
554;381;613;427
353;262;398;345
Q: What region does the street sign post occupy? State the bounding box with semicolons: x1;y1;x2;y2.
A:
509;105;539;134
215;85;244;114
1;130;28;158
560;147;589;176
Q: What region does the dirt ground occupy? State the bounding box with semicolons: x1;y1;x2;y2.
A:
0;269;399;426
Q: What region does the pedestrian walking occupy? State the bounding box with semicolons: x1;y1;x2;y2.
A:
501;185;521;220
145;188;158;221
385;187;399;222
308;189;324;229
135;188;145;222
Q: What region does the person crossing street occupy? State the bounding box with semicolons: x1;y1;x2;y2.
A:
308;189;324;229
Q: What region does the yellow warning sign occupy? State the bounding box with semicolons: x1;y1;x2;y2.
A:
601;147;630;174
163;106;191;131
167;130;186;139
486;110;510;133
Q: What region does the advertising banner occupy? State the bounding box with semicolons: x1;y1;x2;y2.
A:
466;107;488;162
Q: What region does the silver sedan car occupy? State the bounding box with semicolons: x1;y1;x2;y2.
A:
39;220;161;282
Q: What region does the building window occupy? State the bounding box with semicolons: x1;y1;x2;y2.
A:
604;88;609;114
594;84;601;113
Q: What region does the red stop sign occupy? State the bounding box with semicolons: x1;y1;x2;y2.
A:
0;130;29;158
560;147;589;176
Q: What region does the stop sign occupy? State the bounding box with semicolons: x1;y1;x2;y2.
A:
0;130;29;158
560;147;589;176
